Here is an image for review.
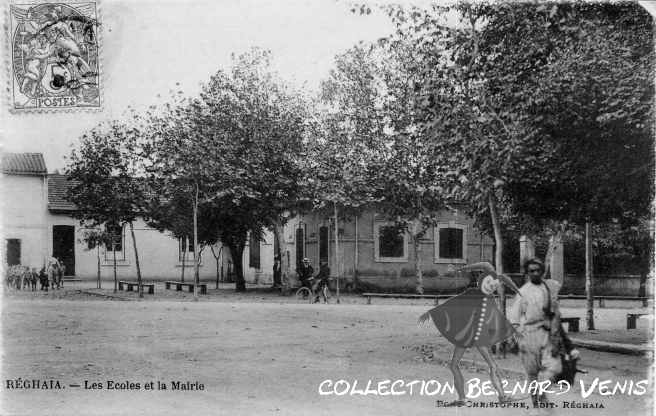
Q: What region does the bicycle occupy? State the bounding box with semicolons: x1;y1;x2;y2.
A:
295;278;331;304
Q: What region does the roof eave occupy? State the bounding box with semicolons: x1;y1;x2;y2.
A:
2;171;48;177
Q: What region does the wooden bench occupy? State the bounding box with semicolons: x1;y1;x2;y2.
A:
118;280;155;294
165;281;207;295
361;292;514;305
560;317;580;333
362;293;446;305
627;313;649;329
597;296;649;308
558;295;649;308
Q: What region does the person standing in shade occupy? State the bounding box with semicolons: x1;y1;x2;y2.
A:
57;260;65;289
39;266;49;291
508;258;562;407
272;254;282;289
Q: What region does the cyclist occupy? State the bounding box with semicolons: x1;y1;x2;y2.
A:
297;258;314;290
312;261;331;303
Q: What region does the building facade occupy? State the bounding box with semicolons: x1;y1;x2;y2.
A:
1;153;244;282
2;152;495;291
277;210;495;292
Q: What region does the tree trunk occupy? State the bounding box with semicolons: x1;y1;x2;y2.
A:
412;221;424;295
545;229;564;283
181;242;186;282
193;184;199;301
211;245;222;290
488;194;505;309
639;271;647;298
113;235;117;293
413;236;423;295
585;220;595;330
272;224;283;288
97;245;101;289
354;214;359;285
281;248;290;293
544;237;553;279
229;244;246;292
129;222;143;298
215;253;221;289
637;245;648;299
334;203;340;304
489;194;506;357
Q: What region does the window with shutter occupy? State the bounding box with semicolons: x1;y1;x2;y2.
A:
104;223;125;260
435;223;467;263
374;222;408;262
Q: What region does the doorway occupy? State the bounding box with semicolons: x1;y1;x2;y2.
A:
5;239;21;266
319;226;329;266
295;225;305;271
53;225;75;276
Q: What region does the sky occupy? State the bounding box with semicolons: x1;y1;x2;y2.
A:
3;0;654;173
1;0;397;171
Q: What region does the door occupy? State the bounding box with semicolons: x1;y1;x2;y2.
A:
53;225;75;276
295;226;305;271
249;232;260;269
6;239;21;266
319;226;329;266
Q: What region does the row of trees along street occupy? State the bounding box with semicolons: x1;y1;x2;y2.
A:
66;2;653;327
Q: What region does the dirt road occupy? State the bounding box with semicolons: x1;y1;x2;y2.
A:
1;297;653;415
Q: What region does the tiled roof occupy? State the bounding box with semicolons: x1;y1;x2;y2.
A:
1;153;47;175
47;174;160;213
48;174;77;212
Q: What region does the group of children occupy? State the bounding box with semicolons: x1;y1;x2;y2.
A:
7;260;64;292
11;266;49;291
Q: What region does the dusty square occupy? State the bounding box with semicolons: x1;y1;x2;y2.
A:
1;293;653;416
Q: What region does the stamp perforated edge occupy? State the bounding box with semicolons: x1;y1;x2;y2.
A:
4;0;104;114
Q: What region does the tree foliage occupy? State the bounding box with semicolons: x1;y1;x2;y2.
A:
147;48;309;291
310;41;450;293
380;2;654;227
367;1;653;245
66;120;148;294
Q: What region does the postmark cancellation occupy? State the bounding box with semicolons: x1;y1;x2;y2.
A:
8;1;101;111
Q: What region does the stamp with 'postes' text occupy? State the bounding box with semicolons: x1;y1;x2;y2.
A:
8;1;101;111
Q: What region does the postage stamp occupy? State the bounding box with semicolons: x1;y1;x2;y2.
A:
8;1;101;111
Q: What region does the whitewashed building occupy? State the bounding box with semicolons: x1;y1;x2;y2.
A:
1;153;269;284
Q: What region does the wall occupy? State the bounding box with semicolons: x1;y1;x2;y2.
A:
241;229;275;285
561;274;654;297
1;174;48;269
283;209;494;292
46;215;220;281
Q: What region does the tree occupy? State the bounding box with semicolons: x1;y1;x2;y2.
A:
144;96;215;298
188;48;309;292
210;244;224;289
466;2;654;329
370;2;653;319
312;43;449;294
303;45;388;297
302;110;384;298
66;120;148;296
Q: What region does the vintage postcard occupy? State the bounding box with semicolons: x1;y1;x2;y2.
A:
1;1;654;415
